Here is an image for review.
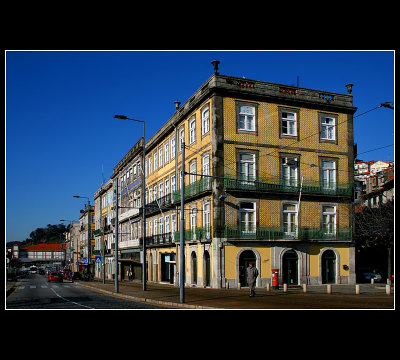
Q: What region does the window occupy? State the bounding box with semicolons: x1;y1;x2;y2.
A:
154;152;157;171
154;219;157;236
281;111;297;136
238;105;255;131
202;153;210;189
164;142;169;163
203;201;211;239
321;159;336;190
159;182;163;199
171;137;176;159
171;213;177;233
145;159;148;176
239;201;256;235
179;128;185;151
165;215;170;233
190;207;197;240
189;161;197;184
189;117;196;144
148;157;152;175
202;106;210;135
153;185;157;200
148;220;152;237
282;203;297;236
165;178;169;195
159;147;163;168
239;152;256;182
322;205;336;235
281;156;298;186
171;175;176;193
159;217;163;235
320;116;336;141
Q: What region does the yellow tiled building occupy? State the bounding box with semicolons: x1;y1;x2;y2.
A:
121;65;357;288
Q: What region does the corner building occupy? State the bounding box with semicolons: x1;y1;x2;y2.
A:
143;69;357;288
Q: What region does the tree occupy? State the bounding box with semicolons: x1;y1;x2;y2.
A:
354;200;394;279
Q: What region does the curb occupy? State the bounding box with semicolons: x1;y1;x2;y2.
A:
77;283;220;310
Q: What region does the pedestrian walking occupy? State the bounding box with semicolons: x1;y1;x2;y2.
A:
246;262;259;297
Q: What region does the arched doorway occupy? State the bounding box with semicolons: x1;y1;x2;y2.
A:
282;250;298;285
239;250;256;287
322;250;336;284
204;250;211;287
191;252;197;285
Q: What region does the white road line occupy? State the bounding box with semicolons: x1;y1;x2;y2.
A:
50;287;94;309
30;285;36;289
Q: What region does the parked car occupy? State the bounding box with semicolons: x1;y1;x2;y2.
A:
357;268;382;283
48;272;63;282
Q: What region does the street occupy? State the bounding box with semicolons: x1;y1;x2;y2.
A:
6;273;168;310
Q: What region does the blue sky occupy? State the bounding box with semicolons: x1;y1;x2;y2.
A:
5;50;394;243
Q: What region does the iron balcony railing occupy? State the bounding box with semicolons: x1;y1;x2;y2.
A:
224;176;352;196
173;225;212;243
172;178;212;202
224;225;352;241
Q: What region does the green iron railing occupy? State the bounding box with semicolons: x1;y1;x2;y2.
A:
224;176;352;196
172;178;212;202
224;225;352;241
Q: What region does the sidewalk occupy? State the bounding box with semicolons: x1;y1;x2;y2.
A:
76;279;394;309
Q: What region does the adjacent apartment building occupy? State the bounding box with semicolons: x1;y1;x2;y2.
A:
95;62;357;288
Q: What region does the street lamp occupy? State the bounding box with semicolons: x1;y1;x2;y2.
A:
114;114;147;291
73;195;92;280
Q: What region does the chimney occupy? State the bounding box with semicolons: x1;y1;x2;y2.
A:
211;60;220;74
174;101;181;110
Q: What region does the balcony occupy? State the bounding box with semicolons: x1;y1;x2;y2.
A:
172;178;212;202
224;176;352;196
224;225;352;241
173;226;212;242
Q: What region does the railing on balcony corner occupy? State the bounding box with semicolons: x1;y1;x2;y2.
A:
172;178;212;202
224;176;352;196
173;226;212;243
224;225;352;241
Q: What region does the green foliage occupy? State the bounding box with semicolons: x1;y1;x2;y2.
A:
23;223;68;246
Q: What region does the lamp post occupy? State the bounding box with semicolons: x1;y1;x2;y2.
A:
73;195;92;280
114;114;147;291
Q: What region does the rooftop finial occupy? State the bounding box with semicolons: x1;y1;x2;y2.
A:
211;60;220;74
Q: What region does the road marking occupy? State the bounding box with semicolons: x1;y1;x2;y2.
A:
30;285;36;289
19;286;25;289
50;287;94;309
41;285;47;288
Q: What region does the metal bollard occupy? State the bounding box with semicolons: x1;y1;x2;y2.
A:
266;282;270;292
237;282;241;290
283;283;287;292
356;284;360;295
371;278;374;285
303;284;307;293
327;284;332;294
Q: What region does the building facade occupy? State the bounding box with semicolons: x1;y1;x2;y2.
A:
138;67;357;288
78;204;95;274
93;64;357;288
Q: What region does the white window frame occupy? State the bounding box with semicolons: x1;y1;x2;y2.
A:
281;111;297;136
189;117;196;144
238;105;255;131
159;147;163;168
282;203;298;237
239;201;256;235
165;178;169;195
179;128;185;151
320;116;336;141
321;160;336;190
171;137;176;159
164;142;169;163
159;182;163;199
153;152;157;171
202;106;210;135
189;161;197;184
322;205;336;235
239;152;256;182
171;175;176;193
282;156;298;186
203;201;211;239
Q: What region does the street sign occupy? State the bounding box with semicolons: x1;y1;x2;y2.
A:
95;256;103;263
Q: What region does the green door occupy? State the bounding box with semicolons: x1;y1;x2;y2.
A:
283;250;298;285
322;250;336;284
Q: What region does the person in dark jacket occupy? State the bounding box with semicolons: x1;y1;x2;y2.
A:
246;262;259;297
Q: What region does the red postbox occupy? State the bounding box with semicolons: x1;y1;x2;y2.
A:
272;268;279;289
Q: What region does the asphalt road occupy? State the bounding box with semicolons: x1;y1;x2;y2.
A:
6;273;168;310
